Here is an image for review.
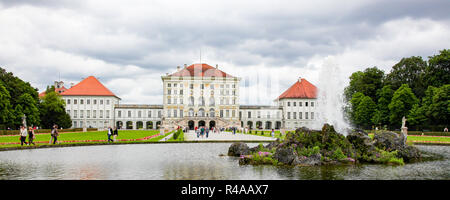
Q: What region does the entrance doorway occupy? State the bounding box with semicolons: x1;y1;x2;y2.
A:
188;120;195;130
209;121;216;128
198;120;206;127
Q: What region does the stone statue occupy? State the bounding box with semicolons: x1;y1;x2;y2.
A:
400;116;408;146
22;114;27;128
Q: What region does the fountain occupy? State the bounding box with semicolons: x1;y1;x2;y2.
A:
313;57;351;135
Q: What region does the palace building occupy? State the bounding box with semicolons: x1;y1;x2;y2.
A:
42;63;318;130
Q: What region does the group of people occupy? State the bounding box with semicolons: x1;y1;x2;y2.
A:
195;126;211;138
107;127;119;142
19;126;36;146
19;124;60;146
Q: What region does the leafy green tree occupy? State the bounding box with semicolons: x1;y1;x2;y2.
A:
388;84;418;127
376;85;394;127
0;67;40;128
350;92;365;124
0;82;14;128
354;95;377;129
424;49;450;88
407;104;427;129
39;90;72;129
385;56;427;99
428;84;449;125
344;67;384;102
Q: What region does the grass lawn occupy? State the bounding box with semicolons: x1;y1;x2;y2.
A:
368;133;450;144
0;130;169;149
232;130;286;140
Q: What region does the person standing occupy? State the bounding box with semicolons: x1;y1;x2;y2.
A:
51;125;59;144
28;127;36;145
107;127;113;142
113;127;119;142
19;126;28;146
271;129;275;137
206;127;209;138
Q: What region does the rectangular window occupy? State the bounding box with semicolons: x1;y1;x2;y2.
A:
67;99;71;104
173;109;177;118
87;110;90;118
287;112;291;119
299;102;302;107
107;100;110;105
293;112;297;119
138;111;142;118
305;112;309;119
311;112;314;119
305;102;308;107
311;102;314;107
74;110;78;118
190;84;193;89
293;102;296;106
94;99;97;104
80;99;84;104
87;99;90;105
74;99;78;104
168;89;171;95
100;110;103;118
220;110;224;118
299;112;302;119
80;110;84;118
248;111;251;118
174;98;178;105
287;102;290;107
118;111;121;118
100;100;103;105
232;110;235;118
180;90;183;95
128;111;131;117
226;110;230;118
180;109;183;118
158;111;161;118
168;98;171;104
148;111;151;118
168;83;171;87
106;110;110;118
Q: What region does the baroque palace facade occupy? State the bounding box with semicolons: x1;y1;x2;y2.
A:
42;63;318;130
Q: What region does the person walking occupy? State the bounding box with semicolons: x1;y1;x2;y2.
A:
19;126;28;146
113;127;119;142
206;127;209;138
28;127;36;145
51;125;59;144
107;127;113;142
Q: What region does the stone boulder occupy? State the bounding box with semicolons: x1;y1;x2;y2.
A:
228;142;250;157
397;145;421;162
293;153;322;166
273;147;296;165
373;131;421;161
347;130;376;156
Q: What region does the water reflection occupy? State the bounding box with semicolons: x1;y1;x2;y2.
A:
0;144;448;180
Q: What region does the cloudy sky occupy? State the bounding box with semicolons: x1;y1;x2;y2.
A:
1;0;449;105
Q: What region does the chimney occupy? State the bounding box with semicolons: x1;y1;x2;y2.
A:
298;77;302;83
177;66;180;71
216;64;219;69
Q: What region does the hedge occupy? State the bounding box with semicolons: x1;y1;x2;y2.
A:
0;128;98;135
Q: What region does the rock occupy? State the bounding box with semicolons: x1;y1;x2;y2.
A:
228;142;250;157
294;153;322;166
373;131;402;151
397;145;421;162
347;131;376;156
264;140;280;150
273;147;296;165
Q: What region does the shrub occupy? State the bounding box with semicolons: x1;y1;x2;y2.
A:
297;146;320;157
331;147;347;161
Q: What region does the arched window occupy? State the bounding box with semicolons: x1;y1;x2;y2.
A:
198;108;205;117
209;96;215;106
199;96;205;106
209;108;215;117
188;108;194;117
189;96;194;106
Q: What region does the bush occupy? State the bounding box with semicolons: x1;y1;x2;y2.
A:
297;146;320;157
331;147;347;161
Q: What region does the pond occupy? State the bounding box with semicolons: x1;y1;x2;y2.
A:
0;143;448;180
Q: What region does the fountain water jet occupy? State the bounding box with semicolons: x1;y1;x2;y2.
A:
312;57;351;135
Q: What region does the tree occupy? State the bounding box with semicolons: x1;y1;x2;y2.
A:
407;104;427;130
0;82;14;128
428;84;449;126
0;67;40;128
350;92;365;124
344;67;384;102
376;85;394;127
385;56;427;99
354;95;377;129
424;49;450;88
39;90;72;129
388;84;418;127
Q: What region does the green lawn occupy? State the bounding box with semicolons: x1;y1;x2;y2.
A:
0;130;169;149
368;133;450;143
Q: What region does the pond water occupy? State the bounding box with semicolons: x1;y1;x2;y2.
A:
0;143;448;180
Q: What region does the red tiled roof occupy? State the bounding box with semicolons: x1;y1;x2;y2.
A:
39;86;68;98
168;63;234;78
60;76;119;98
277;78;317;99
